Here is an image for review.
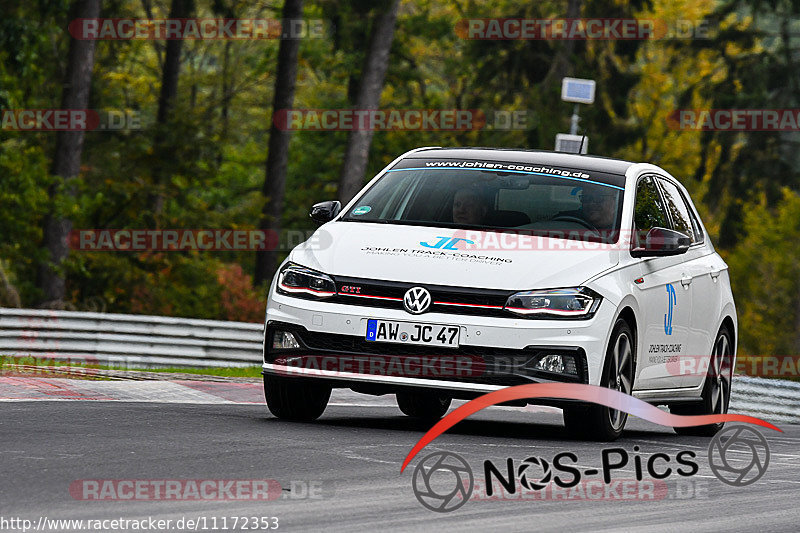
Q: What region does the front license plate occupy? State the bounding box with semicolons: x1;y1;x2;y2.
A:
365;319;460;348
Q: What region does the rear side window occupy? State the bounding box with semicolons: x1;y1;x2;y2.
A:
633;176;669;246
657;178;704;243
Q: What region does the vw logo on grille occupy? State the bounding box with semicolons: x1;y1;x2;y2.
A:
404;286;432;314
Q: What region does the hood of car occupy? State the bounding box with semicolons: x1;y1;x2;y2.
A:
289;222;620;290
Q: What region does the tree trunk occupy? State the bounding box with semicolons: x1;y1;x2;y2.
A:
151;0;194;218
543;0;583;87
38;0;100;308
254;0;304;285
336;0;401;205
156;0;190;125
0;262;21;308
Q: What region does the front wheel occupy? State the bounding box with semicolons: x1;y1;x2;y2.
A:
564;318;635;441
671;326;733;436
263;375;331;421
396;391;451;421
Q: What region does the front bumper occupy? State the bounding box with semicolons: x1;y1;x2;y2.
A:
263;290;616;394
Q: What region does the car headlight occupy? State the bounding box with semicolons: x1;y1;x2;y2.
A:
277;263;336;297
504;287;601;318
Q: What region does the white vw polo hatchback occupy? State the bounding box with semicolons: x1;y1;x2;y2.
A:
262;147;736;440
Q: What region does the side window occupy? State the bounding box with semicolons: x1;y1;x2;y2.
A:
657;178;701;243
633;176;669;246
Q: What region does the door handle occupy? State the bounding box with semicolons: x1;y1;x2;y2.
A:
680;274;692;287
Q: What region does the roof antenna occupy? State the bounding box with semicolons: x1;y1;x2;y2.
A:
578;133;587;154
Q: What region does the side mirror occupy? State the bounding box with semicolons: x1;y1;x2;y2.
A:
309;200;341;225
631;227;691;258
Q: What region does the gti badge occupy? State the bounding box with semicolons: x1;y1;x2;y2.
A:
404;286;432;314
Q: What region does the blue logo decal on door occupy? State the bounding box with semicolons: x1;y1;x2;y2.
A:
664;284;677;335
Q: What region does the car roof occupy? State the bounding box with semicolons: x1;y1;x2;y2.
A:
405;147;635;176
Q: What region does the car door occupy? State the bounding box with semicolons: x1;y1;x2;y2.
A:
631;175;693;390
656;177;721;388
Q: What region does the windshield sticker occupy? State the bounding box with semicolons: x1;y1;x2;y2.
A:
387;162;625;191
352;205;372;215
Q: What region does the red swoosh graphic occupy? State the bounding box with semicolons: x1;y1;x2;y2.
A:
400;383;781;472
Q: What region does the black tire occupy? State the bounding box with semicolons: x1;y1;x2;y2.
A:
671;325;733;437
396;391;451;421
263;375;331;421
564;318;635;441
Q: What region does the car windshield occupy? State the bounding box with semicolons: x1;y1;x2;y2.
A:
340;159;626;243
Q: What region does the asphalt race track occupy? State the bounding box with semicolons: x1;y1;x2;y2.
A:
2;383;799;532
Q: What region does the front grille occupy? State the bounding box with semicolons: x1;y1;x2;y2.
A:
283;275;516;318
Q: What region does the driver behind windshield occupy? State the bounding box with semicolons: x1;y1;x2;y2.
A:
452;187;489;225
582;191;617;228
555;189;617;229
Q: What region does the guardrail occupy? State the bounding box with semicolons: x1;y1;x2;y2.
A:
729;375;800;424
0;308;263;368
1;308;797;423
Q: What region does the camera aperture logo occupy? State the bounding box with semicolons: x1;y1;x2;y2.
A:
411;452;473;513
708;425;770;486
